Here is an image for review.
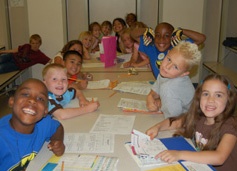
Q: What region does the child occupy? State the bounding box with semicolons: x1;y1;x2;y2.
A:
123;21;150;68
112;18;127;52
101;20;113;36
146;74;237;171
89;22;102;53
119;28;134;54
42;63;100;120
0;34;51;74
131;22;206;78
52;40;83;65
78;31;93;60
63;50;93;90
0;78;65;170
125;13;137;27
146;41;201;118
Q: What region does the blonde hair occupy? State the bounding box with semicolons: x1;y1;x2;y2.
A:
42;63;66;80
78;31;93;41
174;41;201;70
29;34;42;45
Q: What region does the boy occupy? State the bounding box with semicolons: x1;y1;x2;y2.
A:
0;78;65;170
63;50;92;90
146;41;201;118
131;22;206;78
0;34;51;74
42;63;100;120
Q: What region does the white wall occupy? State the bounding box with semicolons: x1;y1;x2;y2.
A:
27;0;67;79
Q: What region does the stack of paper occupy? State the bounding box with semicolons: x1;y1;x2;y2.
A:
117;98;149;112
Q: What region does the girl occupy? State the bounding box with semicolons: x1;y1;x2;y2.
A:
123;22;150;68
78;31;93;60
146;74;237;171
89;22;102;53
112;18;127;52
101;20;112;36
63;50;93;90
52;40;83;65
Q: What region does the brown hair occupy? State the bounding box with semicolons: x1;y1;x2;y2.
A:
171;74;237;150
29;34;42;45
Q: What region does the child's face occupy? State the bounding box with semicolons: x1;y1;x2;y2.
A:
102;25;112;36
113;20;125;34
159;49;189;79
9;79;48;128
126;14;136;27
44;68;68;96
154;25;173;52
30;39;41;51
200;79;228;124
121;33;134;49
69;44;83;55
81;36;92;49
64;54;82;76
92;25;101;38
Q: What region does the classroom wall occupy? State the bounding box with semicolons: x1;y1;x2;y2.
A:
27;0;67;79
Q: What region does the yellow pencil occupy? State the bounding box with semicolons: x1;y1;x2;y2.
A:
109;91;117;97
61;161;64;171
68;77;82;82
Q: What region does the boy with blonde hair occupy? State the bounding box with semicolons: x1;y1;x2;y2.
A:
42;63;100;120
146;41;201;118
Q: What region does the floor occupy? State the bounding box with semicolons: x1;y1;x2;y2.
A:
0;94;12;118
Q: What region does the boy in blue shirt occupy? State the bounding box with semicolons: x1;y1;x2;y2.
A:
0;78;65;170
131;22;206;78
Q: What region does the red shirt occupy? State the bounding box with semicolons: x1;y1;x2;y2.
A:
13;44;50;70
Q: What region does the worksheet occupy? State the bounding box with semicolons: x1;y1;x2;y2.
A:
90;114;135;135
64;133;115;153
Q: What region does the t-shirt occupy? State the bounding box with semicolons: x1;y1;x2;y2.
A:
48;88;76;114
152;75;194;118
195;116;237;171
0;114;60;170
13;44;50;70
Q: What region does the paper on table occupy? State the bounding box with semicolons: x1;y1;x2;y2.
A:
87;79;110;89
64;133;114;153
52;154;119;171
113;81;152;95
90;114;135;135
82;62;104;68
180;161;214;171
117;98;149;112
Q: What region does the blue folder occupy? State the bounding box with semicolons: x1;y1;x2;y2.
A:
159;136;216;171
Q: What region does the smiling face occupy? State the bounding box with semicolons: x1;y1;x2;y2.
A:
154;24;173;52
101;25;112;36
63;54;82;77
92;25;101;39
9;79;48;133
81;35;93;49
159;49;189;78
121;33;134;49
113;20;125;34
200;79;228;124
43;67;68;96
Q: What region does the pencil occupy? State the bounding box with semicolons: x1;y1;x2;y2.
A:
68;77;82;82
109;91;117;97
61;161;64;171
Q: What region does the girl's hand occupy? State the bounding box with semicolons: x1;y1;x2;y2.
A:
146;124;159;140
78;80;88;90
48;140;65;156
156;150;180;163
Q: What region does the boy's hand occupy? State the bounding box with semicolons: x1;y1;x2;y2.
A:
48;140;65;156
171;28;183;47
143;27;155;46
